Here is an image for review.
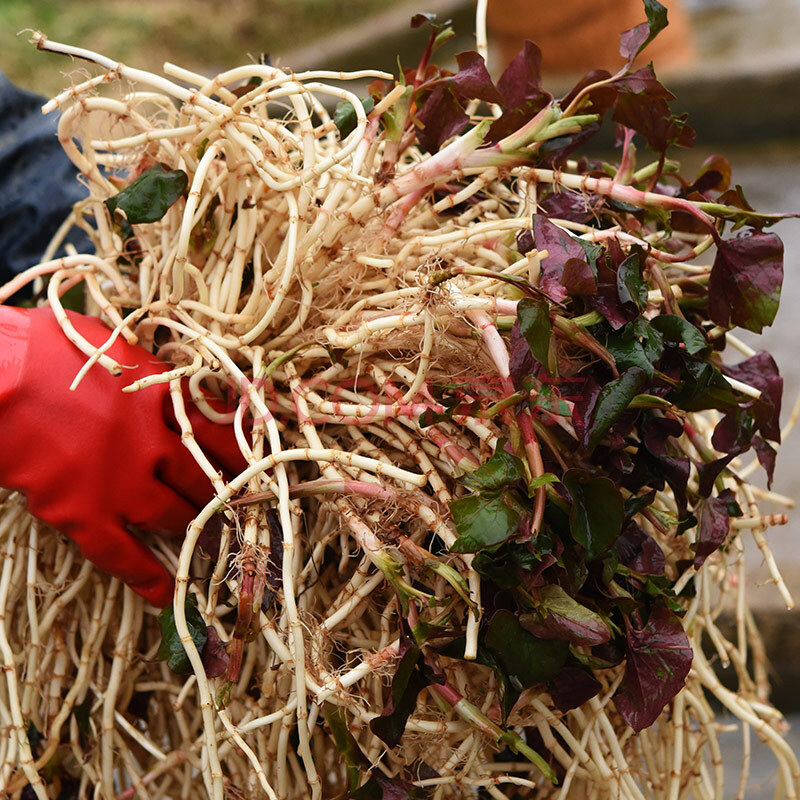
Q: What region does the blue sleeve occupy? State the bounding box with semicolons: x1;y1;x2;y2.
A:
0;73;90;289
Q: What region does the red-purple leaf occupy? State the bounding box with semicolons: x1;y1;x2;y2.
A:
693;489;740;568
561;257;597;295
708;230;783;334
615;607;692;732
617;520;666;575
697;451;741;499
496;40;543;107
610;66;695;154
516;228;534;254
612;66;674;98
619;23;652;64
509;319;539;390
538;190;596;223
560;69;616;116
619;0;669;64
415;86;469;153
351;771;428;800
451;51;502;104
753;435;777;489
410;12;449;32
690;155;732;196
710;409;750;455
262;508;284;612
723;351;783;443
198;514;224;559
202;627;230;678
590;255;630;329
533;215;593;302
613;95;694;155
522;585;612;646
488;41;552;143
640;416;689;518
546;667;601;712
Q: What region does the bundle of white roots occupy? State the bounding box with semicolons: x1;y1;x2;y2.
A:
0;28;798;800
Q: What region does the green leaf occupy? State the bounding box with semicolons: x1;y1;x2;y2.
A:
215;681;234;709
485;610;568;689
462;440;526;491
530;385;572;417
523;585;612;646
333;96;375;138
620;0;669;62
634;317;665;363
433;26;456;48
607;327;655;377
572;235;604;271
530;472;559;491
156;594;208;674
563;469;624;560
586;367;648;451
616;250;647;311
641;0;669;52
624;489;656;519
26;720;42;751
323;705;369;792
517;297;552;371
438;636;521;720
370;639;438;748
410;12;451;32
650;315;708;355
670;357;737;412
59;281;86;314
106;164;188;225
73;692;92;740
628;393;672;409
418;408;453;428
449;490;524;553
472;542;540;590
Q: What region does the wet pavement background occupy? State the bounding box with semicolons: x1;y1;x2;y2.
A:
720;713;800;798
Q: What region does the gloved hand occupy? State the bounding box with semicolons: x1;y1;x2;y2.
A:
0;306;242;606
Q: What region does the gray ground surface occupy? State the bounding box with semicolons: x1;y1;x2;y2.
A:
720;714;800;798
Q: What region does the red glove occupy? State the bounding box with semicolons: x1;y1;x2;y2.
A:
0;306;242;606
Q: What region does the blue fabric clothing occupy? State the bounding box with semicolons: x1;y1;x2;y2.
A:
0;73;90;292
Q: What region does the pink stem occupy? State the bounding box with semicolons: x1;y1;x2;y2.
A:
517;409;547;535
465;308;514;394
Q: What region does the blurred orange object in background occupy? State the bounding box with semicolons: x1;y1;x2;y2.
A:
487;0;695;77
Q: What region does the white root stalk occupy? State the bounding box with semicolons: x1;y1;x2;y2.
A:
0;18;796;800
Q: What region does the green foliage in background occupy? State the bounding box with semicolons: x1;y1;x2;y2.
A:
1;0;386;96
